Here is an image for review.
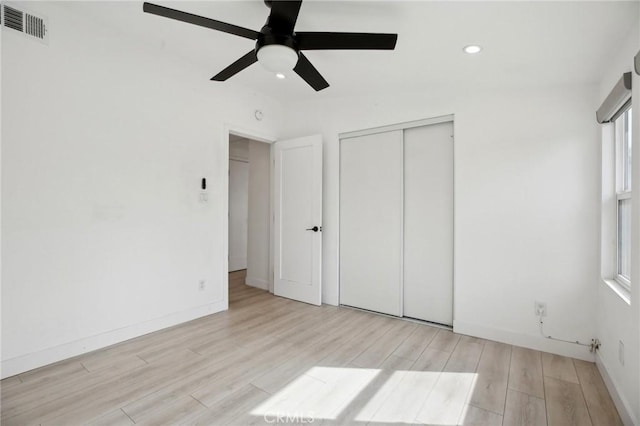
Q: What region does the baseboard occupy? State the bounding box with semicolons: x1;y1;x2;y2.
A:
245;276;269;290
1;300;227;379
453;320;595;362
595;352;638;426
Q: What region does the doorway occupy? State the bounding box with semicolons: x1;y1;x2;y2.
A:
228;133;272;302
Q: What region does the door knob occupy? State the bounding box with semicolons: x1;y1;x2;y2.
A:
306;226;321;232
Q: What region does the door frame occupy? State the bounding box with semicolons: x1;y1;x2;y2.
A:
222;124;276;309
337;114;455;322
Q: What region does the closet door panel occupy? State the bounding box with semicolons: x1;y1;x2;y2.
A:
403;122;454;325
340;130;403;316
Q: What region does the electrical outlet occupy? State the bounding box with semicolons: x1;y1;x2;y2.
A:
198;280;206;291
534;301;547;317
619;340;625;366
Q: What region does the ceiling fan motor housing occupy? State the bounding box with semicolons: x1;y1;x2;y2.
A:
256;29;299;53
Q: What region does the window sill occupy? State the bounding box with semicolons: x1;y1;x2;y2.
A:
602;278;631;305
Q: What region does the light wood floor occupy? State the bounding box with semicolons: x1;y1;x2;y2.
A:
1;270;622;425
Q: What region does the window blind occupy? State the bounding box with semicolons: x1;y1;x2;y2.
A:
597;72;632;123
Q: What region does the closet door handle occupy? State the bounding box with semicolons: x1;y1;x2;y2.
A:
306;226;321;232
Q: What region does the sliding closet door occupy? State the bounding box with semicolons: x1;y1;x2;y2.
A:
403;122;453;325
340;130;403;316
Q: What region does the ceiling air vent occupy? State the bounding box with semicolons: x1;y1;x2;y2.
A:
2;3;48;44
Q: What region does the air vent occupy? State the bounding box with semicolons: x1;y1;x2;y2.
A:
25;13;45;39
2;3;48;44
4;5;23;32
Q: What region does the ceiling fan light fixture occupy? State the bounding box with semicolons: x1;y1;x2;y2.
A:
257;44;299;73
463;44;482;54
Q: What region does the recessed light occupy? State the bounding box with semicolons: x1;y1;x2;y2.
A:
463;45;482;54
275;72;286;79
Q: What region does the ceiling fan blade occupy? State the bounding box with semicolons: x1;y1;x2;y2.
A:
296;32;397;50
266;1;302;34
294;53;329;91
143;3;259;40
211;50;258;81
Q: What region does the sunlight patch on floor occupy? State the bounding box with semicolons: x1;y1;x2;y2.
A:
357;370;437;423
250;366;380;420
250;366;478;425
358;371;478;425
413;372;478;425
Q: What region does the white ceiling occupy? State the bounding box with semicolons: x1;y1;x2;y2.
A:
70;1;638;102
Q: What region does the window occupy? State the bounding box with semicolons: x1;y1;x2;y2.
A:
614;104;632;289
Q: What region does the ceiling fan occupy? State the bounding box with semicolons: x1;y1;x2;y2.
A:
143;1;398;91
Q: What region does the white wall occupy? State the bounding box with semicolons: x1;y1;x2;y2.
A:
246;140;271;290
595;20;640;425
1;2;282;377
228;139;251;272
281;83;601;361
228;159;249;272
227;137;270;285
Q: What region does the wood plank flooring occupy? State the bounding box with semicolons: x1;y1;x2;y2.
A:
0;270;622;425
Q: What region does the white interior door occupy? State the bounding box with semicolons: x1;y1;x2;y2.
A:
228;159;249;272
403;122;454;325
340;130;403;316
273;135;323;305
